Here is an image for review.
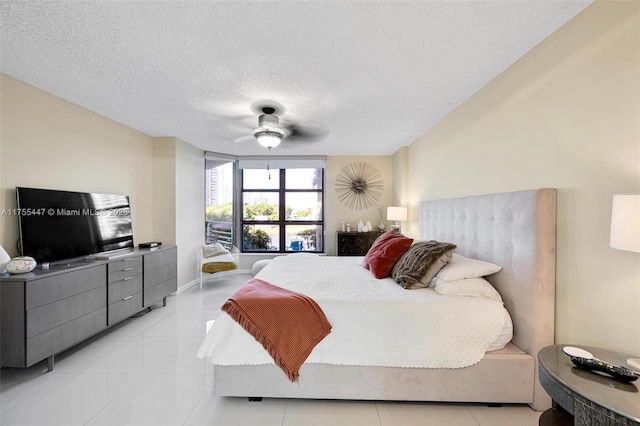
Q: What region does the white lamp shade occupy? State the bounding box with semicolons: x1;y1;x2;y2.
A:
387;206;408;222
255;132;282;149
610;194;640;252
0;244;11;274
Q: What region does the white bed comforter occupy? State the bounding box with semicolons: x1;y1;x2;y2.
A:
197;254;510;369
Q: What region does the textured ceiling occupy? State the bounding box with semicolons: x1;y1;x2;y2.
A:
0;1;592;156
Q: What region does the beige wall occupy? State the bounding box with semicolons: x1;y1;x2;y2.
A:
152;138;177;246
391;146;409;207
0;75;155;254
325;156;393;255
175;138;205;287
152;137;206;288
404;1;640;354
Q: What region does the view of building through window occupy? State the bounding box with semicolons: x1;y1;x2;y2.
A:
204;159;234;249
242;168;324;253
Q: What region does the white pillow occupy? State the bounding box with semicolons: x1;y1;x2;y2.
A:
202;243;229;258
203;253;235;264
432;276;503;303
435;253;502;281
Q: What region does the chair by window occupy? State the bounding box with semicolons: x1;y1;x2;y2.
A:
200;244;240;288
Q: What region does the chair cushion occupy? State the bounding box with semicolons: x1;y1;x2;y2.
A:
202;262;237;274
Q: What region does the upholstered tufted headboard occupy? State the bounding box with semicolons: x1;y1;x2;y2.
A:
420;189;556;407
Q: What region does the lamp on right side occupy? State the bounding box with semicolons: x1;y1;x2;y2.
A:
610;194;640;253
387;206;407;234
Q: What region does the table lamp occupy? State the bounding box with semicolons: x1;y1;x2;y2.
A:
610;194;640;253
387;206;407;234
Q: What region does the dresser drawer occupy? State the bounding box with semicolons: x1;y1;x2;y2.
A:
108;265;142;283
108;256;142;273
108;274;143;304
26;265;107;309
27;286;106;338
336;232;383;256
26;308;107;366
144;247;177;273
108;291;143;326
144;277;177;307
144;263;177;289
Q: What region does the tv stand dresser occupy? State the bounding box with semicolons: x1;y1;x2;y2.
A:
0;245;177;371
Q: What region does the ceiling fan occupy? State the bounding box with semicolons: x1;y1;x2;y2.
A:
233;102;328;150
252;106;287;149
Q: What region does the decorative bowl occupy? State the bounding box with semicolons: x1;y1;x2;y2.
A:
6;256;37;274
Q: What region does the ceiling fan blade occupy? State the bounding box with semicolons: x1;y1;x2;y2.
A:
284;123;328;143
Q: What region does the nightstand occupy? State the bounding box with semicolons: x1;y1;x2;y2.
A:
538;345;640;426
336;231;384;256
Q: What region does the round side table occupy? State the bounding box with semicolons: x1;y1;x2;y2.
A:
538;345;640;426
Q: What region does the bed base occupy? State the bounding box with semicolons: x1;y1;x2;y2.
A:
214;343;537;407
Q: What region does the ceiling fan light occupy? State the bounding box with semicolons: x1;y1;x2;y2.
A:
254;129;284;149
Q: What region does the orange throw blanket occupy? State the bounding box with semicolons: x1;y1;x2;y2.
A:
222;278;332;382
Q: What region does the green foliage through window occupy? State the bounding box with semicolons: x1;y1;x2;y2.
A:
243;226;272;250
243;203;278;220
206;203;232;222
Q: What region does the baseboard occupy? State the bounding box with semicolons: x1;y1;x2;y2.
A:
176;278;200;294
175;270;252;295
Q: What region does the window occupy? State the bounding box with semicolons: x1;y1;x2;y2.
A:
242;167;324;253
205;158;235;250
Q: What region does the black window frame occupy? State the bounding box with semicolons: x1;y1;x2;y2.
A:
241;168;324;253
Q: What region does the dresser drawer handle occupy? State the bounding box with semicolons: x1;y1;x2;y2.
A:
123;277;133;281
123;267;134;272
123;295;133;301
123;258;133;262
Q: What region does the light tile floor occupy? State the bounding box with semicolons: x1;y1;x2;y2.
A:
0;273;542;426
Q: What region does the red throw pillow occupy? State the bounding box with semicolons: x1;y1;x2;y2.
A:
363;232;414;279
362;230;398;269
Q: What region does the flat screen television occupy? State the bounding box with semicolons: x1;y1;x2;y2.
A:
16;187;134;263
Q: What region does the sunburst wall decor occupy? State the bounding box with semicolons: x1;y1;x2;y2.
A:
334;162;383;210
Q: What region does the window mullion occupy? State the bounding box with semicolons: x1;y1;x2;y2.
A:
279;169;286;252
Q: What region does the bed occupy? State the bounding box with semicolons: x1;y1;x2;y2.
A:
198;188;557;411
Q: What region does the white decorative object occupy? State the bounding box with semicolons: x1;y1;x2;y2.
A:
341;221;346;232
362;226;369;232
357;220;364;232
334;162;384;210
6;256;37;274
346;224;351;232
0;245;11;274
377;208;386;231
365;221;373;232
